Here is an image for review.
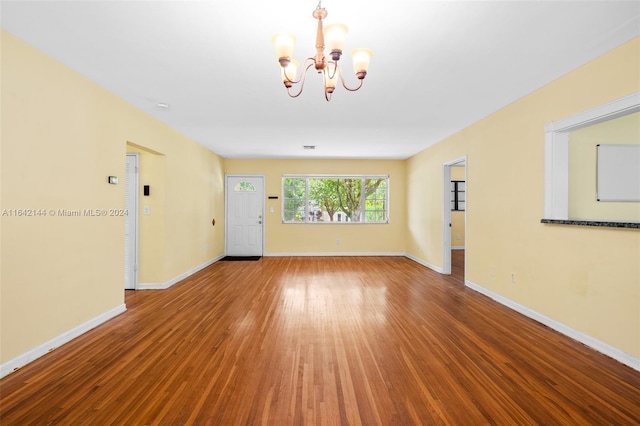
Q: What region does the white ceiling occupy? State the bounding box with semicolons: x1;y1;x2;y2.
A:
2;1;639;159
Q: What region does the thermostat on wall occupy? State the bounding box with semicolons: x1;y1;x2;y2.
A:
108;176;118;184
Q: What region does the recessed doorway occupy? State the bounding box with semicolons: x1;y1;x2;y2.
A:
442;157;466;277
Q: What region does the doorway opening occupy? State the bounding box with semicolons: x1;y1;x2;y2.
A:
442;157;466;278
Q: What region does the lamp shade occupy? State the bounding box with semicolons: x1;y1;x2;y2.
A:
280;59;299;83
323;23;348;53
324;63;339;90
350;48;373;74
272;33;296;59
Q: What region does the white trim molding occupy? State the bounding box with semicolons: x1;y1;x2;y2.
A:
0;303;127;379
544;92;640;220
137;255;224;290
266;251;405;257
465;279;640;372
405;254;444;274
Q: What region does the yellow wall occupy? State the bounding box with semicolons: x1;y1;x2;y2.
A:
407;37;640;358
0;30;225;363
569;112;640;221
451;166;466;247
224;159;406;254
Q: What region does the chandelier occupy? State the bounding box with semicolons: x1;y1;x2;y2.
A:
272;1;373;101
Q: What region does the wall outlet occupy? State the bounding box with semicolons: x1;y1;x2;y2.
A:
511;273;517;283
336;239;340;245
456;233;461;240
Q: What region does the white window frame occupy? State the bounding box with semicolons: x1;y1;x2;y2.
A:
282;175;389;224
544;92;639;219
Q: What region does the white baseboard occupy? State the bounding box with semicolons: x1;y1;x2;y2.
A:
404;254;444;274
0;303;127;379
265;251;405;257
452;246;465;250
137;255;224;290
465;279;640;372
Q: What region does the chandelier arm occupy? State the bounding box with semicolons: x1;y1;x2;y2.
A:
339;69;364;92
326;60;339;80
286;61;316;98
283;57;315;85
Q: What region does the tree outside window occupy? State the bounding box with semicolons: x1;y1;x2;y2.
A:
282;176;388;223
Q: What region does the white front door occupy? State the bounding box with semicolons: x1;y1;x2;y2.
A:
225;176;264;256
124;153;139;289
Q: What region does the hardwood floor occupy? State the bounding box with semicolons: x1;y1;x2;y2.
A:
1;252;639;425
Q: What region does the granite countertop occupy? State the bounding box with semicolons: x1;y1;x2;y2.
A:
540;219;640;229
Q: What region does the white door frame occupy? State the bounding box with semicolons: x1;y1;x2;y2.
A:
125;153;139;290
442;156;467;275
224;174;266;256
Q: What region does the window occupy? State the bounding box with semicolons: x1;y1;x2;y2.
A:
282;176;388;223
451;181;465;211
234;181;256;191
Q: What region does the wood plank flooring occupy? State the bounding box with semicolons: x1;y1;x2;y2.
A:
1;252;639;425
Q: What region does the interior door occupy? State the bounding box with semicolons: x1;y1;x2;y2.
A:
226;176;264;256
124;153;139;289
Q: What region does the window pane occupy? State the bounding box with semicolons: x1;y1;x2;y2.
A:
234;181;256;191
364;178;387;222
283;178;306;222
309;178;339;222
336;178;362;222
